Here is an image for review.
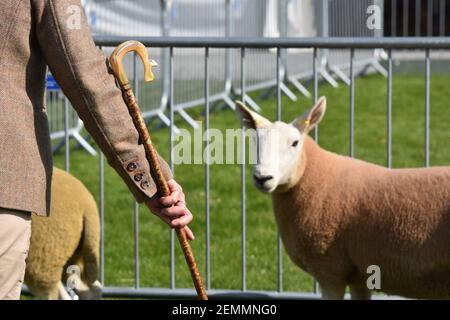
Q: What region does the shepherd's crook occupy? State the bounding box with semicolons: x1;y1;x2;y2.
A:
109;40;208;300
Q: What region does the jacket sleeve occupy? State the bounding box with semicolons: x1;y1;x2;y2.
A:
32;0;172;202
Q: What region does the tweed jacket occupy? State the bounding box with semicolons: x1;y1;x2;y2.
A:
0;0;172;216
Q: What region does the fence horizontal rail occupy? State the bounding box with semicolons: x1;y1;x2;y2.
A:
93;36;450;49
98;287;405;300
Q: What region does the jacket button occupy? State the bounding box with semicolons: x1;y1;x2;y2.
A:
134;173;143;182
127;161;137;172
140;180;150;190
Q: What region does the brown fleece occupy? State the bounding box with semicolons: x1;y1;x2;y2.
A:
272;136;450;299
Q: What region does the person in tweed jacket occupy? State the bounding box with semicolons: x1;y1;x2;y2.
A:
0;0;194;299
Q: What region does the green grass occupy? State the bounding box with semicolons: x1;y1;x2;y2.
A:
51;72;450;294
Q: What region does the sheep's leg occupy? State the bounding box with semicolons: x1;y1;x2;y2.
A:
30;284;60;300
319;282;346;300
58;282;72;300
88;280;103;299
70;273;102;300
349;283;372;300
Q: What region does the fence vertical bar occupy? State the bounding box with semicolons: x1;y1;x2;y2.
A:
415;0;421;36
313;47;319;294
98;44;104;286
350;48;355;158
391;0;397;36
278;0;288;79
133;201;140;288
276;48;283;293
425;49;430;167
321;0;329;38
204;47;211;290
428;0;433;36
160;0;171;113
64;97;70;172
133;52;140;289
313;48;319;142
440;0;446;36
240;47;246;292
403;0;409;37
224;0;233;94
169;46;175;290
387;49;393;169
320;0;329;70
99;152;105;285
276;48;282;122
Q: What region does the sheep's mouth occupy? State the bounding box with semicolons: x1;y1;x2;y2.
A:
257;186;274;193
253;176;276;193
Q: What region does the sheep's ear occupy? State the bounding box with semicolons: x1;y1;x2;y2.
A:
234;101;271;129
292;97;327;133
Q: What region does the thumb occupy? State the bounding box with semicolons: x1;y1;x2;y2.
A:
184;226;195;241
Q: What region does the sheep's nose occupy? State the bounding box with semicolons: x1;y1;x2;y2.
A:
253;174;273;186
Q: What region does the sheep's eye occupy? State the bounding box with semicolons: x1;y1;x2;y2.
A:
292;140;299;147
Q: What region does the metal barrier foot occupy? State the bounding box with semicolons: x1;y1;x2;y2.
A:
280;82;298;101
288;77;311;98
330;66;351;86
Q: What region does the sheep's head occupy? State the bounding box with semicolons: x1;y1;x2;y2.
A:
234;97;326;193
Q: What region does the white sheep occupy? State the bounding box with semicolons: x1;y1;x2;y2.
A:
25;167;101;300
235;97;450;299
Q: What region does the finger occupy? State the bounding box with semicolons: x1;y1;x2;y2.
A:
167;179;182;192
159;189;182;207
178;190;186;205
184;226;195;241
170;210;193;228
154;211;172;226
160;205;186;218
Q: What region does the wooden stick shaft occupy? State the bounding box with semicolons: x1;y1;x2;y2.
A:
120;83;208;300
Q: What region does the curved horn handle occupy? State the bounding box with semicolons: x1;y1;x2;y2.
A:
109;40;157;86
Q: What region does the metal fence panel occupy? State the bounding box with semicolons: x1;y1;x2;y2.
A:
40;36;450;299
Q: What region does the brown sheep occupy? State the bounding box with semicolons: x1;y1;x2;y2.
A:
25;167;101;300
235;97;450;299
